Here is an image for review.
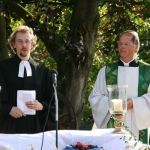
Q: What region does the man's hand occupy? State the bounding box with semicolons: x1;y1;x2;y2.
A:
26;100;43;111
127;98;133;109
9;106;25;118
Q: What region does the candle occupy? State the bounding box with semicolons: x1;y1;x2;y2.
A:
112;99;123;112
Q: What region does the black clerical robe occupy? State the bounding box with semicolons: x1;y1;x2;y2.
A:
0;55;55;134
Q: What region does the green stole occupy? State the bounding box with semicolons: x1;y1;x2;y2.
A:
105;60;150;144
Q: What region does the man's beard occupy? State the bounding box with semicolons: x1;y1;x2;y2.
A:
20;52;27;57
19;49;28;58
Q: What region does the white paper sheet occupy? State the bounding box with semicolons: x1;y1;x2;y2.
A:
17;90;36;115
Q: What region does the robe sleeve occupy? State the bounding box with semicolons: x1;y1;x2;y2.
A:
88;66;111;128
133;86;150;130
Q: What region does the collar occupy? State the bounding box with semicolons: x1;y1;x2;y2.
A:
18;60;32;78
14;55;33;78
118;59;139;67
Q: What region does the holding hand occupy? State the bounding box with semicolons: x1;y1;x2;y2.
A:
9;106;25;118
26;100;43;111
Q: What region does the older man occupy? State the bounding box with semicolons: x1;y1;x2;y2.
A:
89;30;150;144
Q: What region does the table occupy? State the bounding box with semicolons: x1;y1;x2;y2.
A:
0;129;145;150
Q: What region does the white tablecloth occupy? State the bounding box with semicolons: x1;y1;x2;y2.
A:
0;129;144;150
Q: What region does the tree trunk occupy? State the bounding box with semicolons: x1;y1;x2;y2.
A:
58;0;99;128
